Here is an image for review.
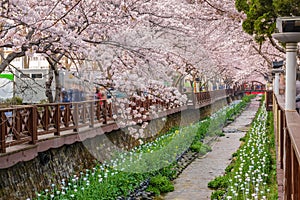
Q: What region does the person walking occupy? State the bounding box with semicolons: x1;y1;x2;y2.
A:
95;87;103;107
61;90;70;110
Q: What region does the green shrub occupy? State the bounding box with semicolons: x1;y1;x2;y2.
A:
239;136;246;142
158;164;177;180
146;186;160;195
225;162;235;174
231;152;238;157
208;175;229;189
147;175;174;195
190;141;202;152
211;190;226;200
160;183;175;193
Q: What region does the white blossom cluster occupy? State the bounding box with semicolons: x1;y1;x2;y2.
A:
225;105;273;200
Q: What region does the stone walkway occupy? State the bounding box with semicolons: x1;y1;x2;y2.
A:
163;98;260;200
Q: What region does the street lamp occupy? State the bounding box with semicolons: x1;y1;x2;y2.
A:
272;60;284;95
272;17;300;110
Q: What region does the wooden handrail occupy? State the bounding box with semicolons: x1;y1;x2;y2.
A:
274;93;300;200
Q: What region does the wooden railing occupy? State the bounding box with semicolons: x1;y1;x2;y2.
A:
0;89;235;154
0;92;191;153
0;106;37;151
194;89;234;105
273;94;300;200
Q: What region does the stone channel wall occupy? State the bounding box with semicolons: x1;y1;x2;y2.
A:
0;97;237;200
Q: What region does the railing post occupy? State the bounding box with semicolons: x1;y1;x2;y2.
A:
41;105;50;132
15;110;21;139
292;150;300;199
30;106;37;144
63;103;71;127
54;104;61;136
284;127;292;200
103;100;107;124
96;101;101;121
108;101;113;118
73;103;79;132
82;102;86;124
90;101;94;128
280;110;285;169
0;111;6;153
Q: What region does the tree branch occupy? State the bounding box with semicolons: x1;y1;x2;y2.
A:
268;36;285;53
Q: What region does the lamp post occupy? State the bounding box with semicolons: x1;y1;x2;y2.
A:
272;17;300;110
272;60;284;95
274;72;280;95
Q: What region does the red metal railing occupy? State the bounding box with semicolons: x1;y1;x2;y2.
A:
273;94;300;200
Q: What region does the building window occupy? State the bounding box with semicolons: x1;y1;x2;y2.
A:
32;57;39;61
31;73;43;79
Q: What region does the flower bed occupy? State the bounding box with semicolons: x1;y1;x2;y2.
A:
33;95;254;200
208;97;277;200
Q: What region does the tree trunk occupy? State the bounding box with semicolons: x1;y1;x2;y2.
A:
54;66;61;102
45;68;54;103
45;54;64;103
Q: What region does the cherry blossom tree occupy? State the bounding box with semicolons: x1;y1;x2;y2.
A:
0;0;281;136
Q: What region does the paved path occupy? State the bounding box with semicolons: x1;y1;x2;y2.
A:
163;98;260;200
